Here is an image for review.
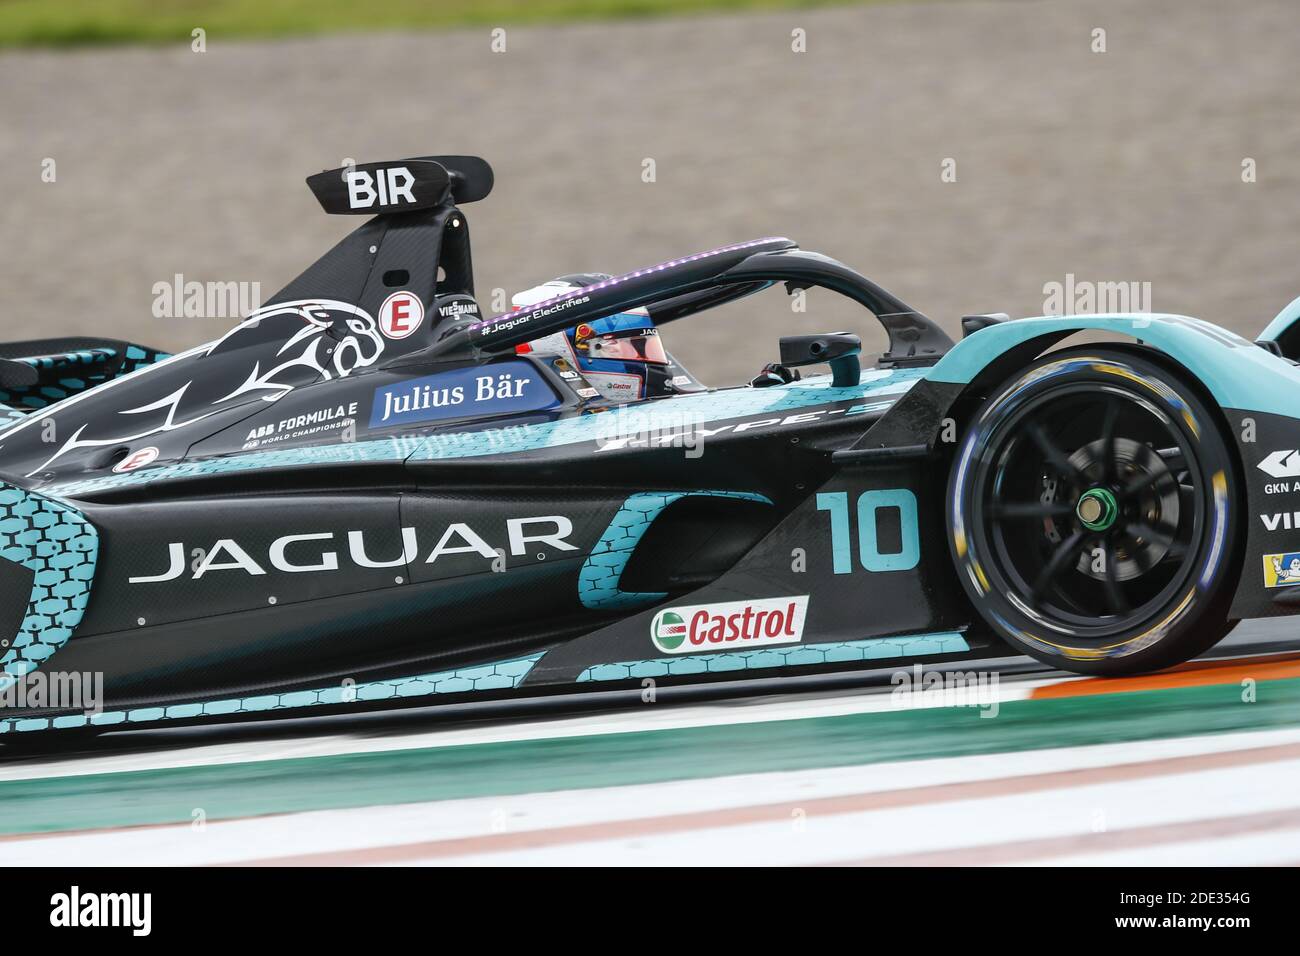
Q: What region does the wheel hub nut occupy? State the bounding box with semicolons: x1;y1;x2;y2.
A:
1076;487;1119;532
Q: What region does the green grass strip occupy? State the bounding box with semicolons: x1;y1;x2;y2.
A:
0;0;901;49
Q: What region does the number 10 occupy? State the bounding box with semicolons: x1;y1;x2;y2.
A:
815;489;920;575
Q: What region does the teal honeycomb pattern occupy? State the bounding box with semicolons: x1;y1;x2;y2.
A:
0;344;171;414
0;348;116;411
1;652;542;734
579;491;771;610
45;436;428;498
575;632;970;682
19;347;116;371
0;483;98;693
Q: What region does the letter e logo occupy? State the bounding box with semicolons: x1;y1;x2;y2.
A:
379;291;424;340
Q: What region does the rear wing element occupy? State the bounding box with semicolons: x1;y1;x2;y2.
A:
432;237;954;368
306;156;494;216
268;156;492;329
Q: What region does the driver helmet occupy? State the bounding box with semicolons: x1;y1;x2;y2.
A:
512;276;696;402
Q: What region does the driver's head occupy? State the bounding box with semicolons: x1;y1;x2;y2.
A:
513;278;682;402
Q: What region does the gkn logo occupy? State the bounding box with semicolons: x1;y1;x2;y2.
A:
1257;450;1300;479
346;166;417;209
650;596;808;655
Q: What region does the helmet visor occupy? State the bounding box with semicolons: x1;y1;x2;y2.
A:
588;331;669;364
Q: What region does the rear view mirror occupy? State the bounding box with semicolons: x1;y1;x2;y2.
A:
779;332;862;386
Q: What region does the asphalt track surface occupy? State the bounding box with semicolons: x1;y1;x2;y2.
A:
0;619;1296;866
2;0;1300;866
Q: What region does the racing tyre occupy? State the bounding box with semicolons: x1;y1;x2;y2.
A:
947;348;1240;675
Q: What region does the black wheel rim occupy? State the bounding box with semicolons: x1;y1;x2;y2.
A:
971;382;1206;639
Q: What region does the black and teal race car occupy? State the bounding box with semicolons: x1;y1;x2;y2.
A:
1;155;1298;737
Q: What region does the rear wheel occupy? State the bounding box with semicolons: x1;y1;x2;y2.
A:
947;348;1240;675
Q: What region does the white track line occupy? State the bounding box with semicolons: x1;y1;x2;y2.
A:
400;759;1300;866
6;726;1300;866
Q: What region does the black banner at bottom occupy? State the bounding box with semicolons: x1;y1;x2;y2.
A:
3;867;1278;941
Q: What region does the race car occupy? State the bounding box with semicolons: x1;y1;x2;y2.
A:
2;153;1298;737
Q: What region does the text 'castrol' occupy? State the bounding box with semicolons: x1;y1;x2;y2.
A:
650;596;809;655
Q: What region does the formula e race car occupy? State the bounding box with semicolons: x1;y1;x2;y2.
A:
2;154;1299;737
